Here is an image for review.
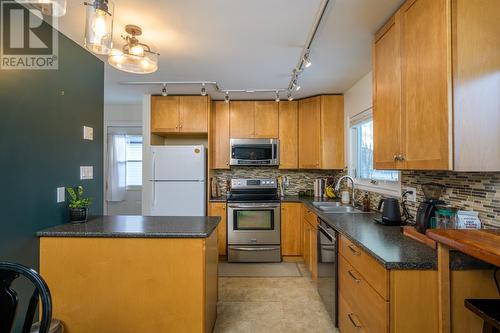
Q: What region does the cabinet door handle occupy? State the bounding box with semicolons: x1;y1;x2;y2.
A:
347;244;361;256
347;270;361;283
393;154;398;161
399;154;405;161
348;313;362;329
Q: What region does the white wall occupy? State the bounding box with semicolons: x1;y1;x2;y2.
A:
343;71;373;161
104;103;143;215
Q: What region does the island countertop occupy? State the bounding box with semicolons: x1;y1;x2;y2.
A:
36;215;221;238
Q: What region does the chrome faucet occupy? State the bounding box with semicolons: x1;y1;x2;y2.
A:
334;175;356;206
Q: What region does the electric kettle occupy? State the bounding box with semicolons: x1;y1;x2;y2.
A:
376;198;404;226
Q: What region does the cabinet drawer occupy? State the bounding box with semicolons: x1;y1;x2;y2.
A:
338;292;368;333
339;255;389;333
339;235;389;300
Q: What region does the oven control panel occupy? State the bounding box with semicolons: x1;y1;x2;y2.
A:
231;178;277;189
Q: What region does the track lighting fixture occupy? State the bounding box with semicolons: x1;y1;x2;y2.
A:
303;50;312;68
225;91;230;103
161;84;167;96
201;83;207;96
275;91;280;103
108;25;159;74
293;79;301;91
84;0;114;55
287;91;293;101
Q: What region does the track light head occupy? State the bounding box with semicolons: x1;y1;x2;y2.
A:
201;83;207;96
161;83;167;96
295;83;301;91
287;91;293;101
303;50;312;68
224;91;230;103
275;91;280;103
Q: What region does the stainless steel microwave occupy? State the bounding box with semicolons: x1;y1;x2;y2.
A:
230;138;279;166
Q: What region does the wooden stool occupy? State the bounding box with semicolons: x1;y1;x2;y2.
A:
464;299;500;333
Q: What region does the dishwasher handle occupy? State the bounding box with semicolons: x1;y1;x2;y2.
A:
318;223;335;242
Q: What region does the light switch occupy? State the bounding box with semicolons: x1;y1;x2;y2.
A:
57;187;65;203
83;126;93;140
80;166;93;180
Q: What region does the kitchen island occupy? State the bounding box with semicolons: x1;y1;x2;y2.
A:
37;215;220;333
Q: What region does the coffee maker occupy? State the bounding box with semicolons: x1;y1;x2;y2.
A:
415;183;445;233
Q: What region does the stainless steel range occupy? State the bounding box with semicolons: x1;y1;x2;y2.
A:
227;178;281;263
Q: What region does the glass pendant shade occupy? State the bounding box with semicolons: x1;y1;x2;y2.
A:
84;0;114;55
108;25;159;74
31;0;67;17
108;48;158;74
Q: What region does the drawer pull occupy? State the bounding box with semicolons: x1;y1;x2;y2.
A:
348;313;362;329
347;270;361;283
348;244;361;256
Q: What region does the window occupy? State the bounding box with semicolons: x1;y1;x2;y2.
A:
125;135;143;187
349;109;400;196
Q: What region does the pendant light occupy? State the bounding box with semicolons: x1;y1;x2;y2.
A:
30;0;67;17
108;25;159;74
84;0;114;55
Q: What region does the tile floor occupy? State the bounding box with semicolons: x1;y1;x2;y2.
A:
213;264;338;333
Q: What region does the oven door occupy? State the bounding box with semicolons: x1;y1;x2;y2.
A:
227;202;280;245
230;139;279;166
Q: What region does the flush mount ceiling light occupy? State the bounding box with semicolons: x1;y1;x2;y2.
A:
108;24;159;74
29;0;67;17
84;0;114;55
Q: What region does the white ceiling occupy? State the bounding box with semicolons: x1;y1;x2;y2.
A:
57;0;403;103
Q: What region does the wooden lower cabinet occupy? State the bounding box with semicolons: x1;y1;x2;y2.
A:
301;206;318;280
208;202;227;256
281;203;302;256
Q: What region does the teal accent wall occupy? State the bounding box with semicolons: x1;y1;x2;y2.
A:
0;25;104;271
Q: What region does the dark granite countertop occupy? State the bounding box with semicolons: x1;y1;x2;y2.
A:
208;195;489;270
37;215;221;238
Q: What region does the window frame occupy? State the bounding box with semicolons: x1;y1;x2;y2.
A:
124;135;143;190
348;108;401;197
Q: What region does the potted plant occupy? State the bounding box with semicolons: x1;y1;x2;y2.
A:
67;186;92;223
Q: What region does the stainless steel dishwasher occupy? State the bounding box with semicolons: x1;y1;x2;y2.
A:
317;218;338;326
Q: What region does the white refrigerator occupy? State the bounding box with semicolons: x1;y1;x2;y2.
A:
150;145;206;216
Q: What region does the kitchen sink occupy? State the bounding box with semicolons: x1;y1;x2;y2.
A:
312;202;366;213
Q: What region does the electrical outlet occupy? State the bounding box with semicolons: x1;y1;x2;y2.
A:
83;126;93;140
80;166;93;180
405;187;417;202
57;187;65;203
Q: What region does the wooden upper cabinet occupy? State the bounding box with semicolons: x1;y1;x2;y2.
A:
400;0;451;170
298;95;344;170
298;97;321;169
230;101;255;138
151;96;180;133
278;101;298;169
373;15;402;170
179;96;208;133
254;101;279;138
212;101;230;169
151;96;209;134
320;95;345;169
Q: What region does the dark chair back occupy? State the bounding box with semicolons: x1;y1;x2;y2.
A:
0;262;52;333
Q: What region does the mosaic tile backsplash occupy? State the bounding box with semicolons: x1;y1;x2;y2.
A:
211;167;341;196
213;167;500;228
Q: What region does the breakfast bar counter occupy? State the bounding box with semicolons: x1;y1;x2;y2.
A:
37;215;220;333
